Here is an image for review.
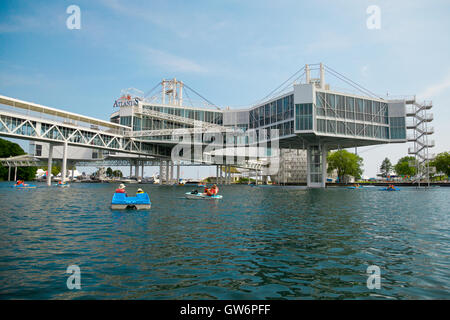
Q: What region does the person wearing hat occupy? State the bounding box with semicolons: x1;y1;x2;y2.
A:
136;188;145;194
115;183;127;194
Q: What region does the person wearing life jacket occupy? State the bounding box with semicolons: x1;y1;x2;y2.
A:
115;183;127;194
16;180;23;185
206;184;219;196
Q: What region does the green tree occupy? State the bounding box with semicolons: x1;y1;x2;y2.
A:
106;167;113;177
112;169;123;178
430;152;450;177
394;156;416;177
380;157;392;177
327;150;363;183
51;164;61;177
0;138;37;180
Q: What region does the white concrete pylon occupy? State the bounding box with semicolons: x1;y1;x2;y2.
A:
47;143;53;186
62;141;68;182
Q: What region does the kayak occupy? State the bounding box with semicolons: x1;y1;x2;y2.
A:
379;187;400;191
185;192;222;200
111;192;151;210
54;183;70;187
347;186;363;189
12;184;36;189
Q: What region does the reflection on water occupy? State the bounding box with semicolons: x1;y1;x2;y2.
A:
0;182;449;299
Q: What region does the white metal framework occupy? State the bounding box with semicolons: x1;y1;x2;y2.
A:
406;98;435;186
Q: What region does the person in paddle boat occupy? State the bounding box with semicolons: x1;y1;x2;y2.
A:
16;180;27;186
387;184;396;190
115;183;127;195
206;184;219;196
136;188;145;194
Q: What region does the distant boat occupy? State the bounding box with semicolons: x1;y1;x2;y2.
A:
185;192;222;200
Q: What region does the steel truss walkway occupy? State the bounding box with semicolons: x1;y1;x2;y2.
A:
0;95;172;157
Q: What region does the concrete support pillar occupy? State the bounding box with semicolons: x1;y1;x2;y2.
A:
129;161;133;178
71;162;75;182
322;145;327;188
135;163;139;180
47;143;53;186
8;166;11;181
62;141;68;183
216;165;219;184
307;144;327;188
226;165;229;185
141;163;145;180
170;161;174;183
176;163;180;183
159;161;163;185
14;166;17;181
165;160;169;185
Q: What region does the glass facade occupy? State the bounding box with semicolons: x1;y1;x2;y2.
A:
313;91;390;140
249;95;294;130
295;103;313;130
113;90;404;145
389;117;406;139
309;146;322;183
248;94;294;139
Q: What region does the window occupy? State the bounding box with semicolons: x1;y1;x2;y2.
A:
35;144;42;156
389;117;406;139
326;93;335;117
337;121;346;135
346;97;354;120
295;104;313;130
337;95;345;118
326;120;336;134
316;92;325;116
364;100;372;121
317;119;326;132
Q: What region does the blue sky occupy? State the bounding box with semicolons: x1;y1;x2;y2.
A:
1;0;449;178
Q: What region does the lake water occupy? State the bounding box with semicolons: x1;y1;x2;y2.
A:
0;182;448;299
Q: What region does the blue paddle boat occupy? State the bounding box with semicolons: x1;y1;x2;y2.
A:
12;183;36;189
111;192;151;210
379;186;400;191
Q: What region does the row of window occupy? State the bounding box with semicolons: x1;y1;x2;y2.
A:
316;92;389;124
143;105;223;125
316;119;390;139
249;95;294;129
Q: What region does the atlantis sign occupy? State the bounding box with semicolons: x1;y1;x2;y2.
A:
113;95;141;108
